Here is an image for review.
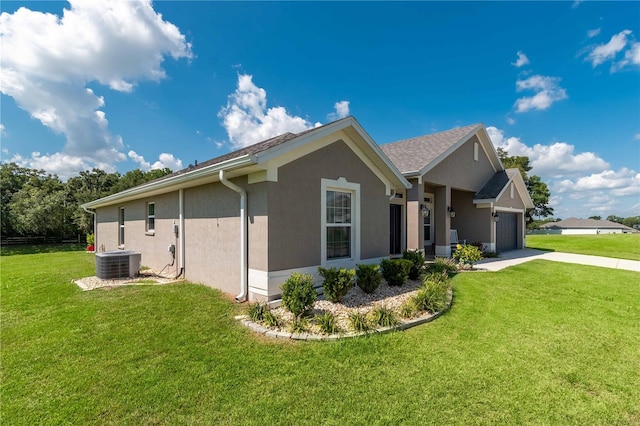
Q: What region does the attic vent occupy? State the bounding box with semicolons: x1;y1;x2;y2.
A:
96;251;141;279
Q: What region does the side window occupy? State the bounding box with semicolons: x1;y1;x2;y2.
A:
146;202;155;233
321;178;360;265
119;207;125;246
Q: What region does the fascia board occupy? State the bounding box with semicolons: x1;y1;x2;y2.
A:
81;155;253;209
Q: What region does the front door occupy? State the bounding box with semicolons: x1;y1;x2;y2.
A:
423;194;434;251
390;204;402;255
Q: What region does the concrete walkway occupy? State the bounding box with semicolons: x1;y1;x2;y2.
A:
475;248;640;272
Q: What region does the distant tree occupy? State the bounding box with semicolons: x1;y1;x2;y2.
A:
111;168;172;193
606;215;624;224
588;215;602;220
1;163;40;236
622;216;640;228
498;149;554;225
66;169;121;234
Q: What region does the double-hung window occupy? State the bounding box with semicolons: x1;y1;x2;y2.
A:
326;190;352;259
321;178;360;264
146;202;155;234
119;207;125;246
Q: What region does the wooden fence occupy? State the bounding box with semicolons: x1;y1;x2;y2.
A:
0;235;83;246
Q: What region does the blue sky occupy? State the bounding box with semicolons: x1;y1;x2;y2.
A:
1;1;638;219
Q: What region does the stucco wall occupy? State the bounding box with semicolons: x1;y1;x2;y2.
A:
268;140;389;271
423;136;496;192
495;182;527;210
95;192;180;275
450;191;492;245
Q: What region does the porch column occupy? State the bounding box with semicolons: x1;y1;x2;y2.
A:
406;178;423;251
434;185;451;257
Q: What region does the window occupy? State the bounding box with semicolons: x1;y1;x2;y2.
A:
326;190;351;259
119;207;125;246
321;178;360;264
146;202;155;233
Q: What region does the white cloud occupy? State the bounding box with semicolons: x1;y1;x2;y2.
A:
8;151;104;180
128;150;182;172
514;75;568;112
587;28;601;38
612;41;640;72
635;133;640;141
0;0;191;175
218;74;321;148
488;125;639;218
0;124;6;136
328;100;350;121
572;0;583;9
585;29;633;68
511;51;530;68
506;117;516;125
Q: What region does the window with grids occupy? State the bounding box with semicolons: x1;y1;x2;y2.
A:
326;190;352;259
119;207;125;246
146;202;155;233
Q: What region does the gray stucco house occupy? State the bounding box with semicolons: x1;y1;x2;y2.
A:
83;117;533;301
539;218;636;234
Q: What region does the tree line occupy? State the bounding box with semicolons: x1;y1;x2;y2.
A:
1;163;172;239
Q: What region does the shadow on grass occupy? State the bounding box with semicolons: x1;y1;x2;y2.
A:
524;246;556;253
0;244;87;257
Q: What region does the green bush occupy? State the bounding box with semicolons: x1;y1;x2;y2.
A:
315;312;339;335
452;244;483;266
371;305;398;327
412;272;450;314
380;258;412;286
318;267;355;303
402;249;425;280
247;302;267;322
348;311;371;333
281;273;317;325
86;233;95;245
355;263;382;294
426;257;458;275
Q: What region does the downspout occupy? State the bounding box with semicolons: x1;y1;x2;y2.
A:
82;206;96;252
177;189;185;278
219;170;248;302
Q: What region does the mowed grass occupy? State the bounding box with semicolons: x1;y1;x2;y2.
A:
526;233;640;260
2;251;639;424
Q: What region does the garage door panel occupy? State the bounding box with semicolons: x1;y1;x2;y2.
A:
497;212;517;252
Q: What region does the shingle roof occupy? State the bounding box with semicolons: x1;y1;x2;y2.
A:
380;123;481;174
540;218;633;229
475;169;520;200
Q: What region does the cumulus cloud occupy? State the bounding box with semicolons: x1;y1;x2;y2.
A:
513;75;568;112
128;150;182;172
488;125;639;218
0;0;191;175
218;74;321;148
584;29;640;71
587;28;601;38
9;151;104;180
328;100;350;121
0;124;6;136
511;51;530;68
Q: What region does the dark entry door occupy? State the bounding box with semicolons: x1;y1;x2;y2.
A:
496;212;518;252
390;204;402;255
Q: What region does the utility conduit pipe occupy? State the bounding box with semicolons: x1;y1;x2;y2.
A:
82;206;97;252
219;170;248;302
177;189;185;278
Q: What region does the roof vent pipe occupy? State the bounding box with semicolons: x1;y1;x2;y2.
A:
218;170;248;302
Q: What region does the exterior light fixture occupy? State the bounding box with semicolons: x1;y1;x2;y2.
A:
493;212;500;222
448;206;456;218
420;204;430;218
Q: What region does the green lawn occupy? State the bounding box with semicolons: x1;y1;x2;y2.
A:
2;251;639;424
526;233;640;261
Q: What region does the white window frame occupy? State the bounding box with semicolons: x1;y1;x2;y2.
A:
146;202;155;234
321;178;360;266
118;207;125;247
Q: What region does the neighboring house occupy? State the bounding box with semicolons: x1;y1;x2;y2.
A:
83;117;534;301
381;124;534;256
539;218;637;234
82;117;411;302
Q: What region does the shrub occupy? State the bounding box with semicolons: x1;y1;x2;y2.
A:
247;302;267;322
318;267;355;303
348;311;371;333
290;318;309;334
380;258;412;286
315;312;339;335
412;272;450;314
426;257;458;275
281;273;317;325
452;244;483;266
263;310;280;328
402;249;425;280
355;263;382;294
371;305;398;327
86;233;95;245
399;301;418;319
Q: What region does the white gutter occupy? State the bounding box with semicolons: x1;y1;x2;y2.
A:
178;189;185;277
82;206;97;252
218;170;248;302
